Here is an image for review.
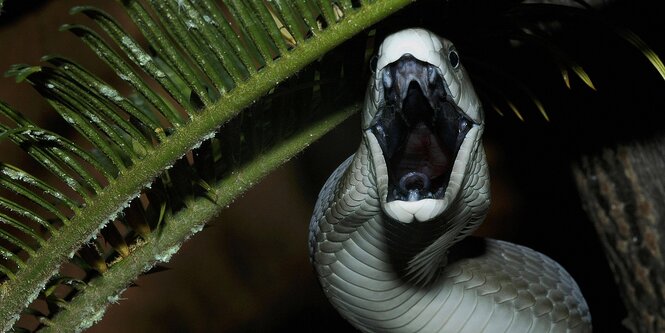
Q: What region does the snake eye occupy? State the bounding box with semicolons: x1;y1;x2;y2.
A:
459;118;469;133
369;55;378;73
448;50;460;69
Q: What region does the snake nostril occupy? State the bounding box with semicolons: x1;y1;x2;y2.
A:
399;172;430;194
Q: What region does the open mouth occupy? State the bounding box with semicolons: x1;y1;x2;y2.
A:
369;55;473;202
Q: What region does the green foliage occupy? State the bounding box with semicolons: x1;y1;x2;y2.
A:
0;0;412;331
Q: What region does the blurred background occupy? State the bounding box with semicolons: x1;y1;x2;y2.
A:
1;0;664;332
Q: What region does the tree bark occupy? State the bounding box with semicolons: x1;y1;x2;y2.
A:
573;135;665;333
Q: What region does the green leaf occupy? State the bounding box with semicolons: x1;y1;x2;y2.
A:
0;1;413;331
39;102;360;333
616;27;665;81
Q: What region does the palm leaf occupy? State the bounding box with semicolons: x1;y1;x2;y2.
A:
0;0;413;331
504;3;664;86
442;1;664;121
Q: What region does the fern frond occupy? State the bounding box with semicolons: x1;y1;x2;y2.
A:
0;1;412;331
451;1;664;121
616;27;665;81
39;102;360;333
507;3;664;82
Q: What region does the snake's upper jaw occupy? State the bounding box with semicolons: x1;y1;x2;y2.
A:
368;55;475;223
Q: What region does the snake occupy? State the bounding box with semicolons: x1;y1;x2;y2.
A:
308;28;592;333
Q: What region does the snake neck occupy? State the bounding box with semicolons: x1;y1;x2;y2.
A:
310;136;490;286
308;131;591;333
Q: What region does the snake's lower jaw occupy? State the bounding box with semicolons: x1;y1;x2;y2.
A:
364;131;456;224
383;198;447;223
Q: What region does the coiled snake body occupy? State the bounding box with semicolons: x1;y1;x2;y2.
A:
308;29;591;332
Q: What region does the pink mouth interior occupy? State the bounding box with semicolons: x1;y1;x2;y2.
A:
392;122;451;196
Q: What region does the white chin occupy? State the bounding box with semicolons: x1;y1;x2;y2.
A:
383;199;446;223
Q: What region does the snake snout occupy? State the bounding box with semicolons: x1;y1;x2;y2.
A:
399;172;430;201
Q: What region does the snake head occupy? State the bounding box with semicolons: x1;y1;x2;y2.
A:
362;28;485;223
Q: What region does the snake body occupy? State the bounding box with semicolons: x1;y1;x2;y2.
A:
308;29;592;332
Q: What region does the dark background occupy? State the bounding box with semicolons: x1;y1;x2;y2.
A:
2;0;664;332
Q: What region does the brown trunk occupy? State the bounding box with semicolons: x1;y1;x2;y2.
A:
573;135;665;333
